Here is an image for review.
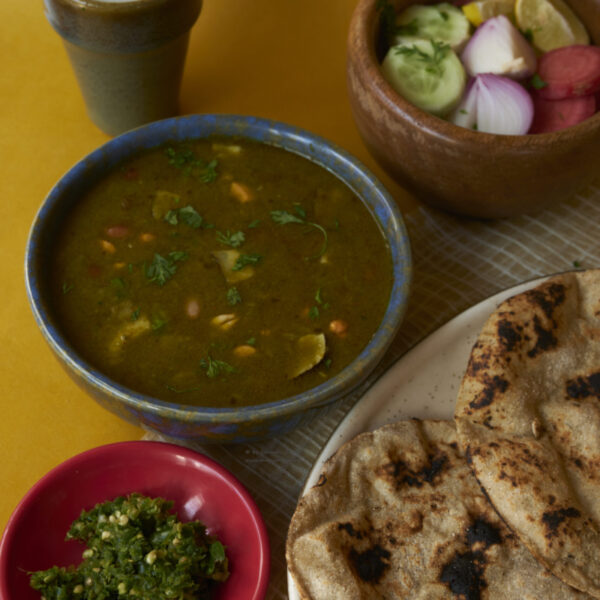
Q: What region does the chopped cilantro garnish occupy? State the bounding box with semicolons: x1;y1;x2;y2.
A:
166;384;204;394
179;205;208;228
199;356;236;378
530;73;548;90
293;204;307;219
309;306;320;320
248;219;261;229
270;207;329;259
28;493;229;599
151;315;167;331
164;205;211;229
130;308;140;321
164;210;179;225
62;282;73;295
271;209;305;226
246;337;256;346
110;277;127;298
227;287;242;305
394;40;450;76
521;27;534;42
146;252;189;286
216;230;245;248
315;287;330;309
232;253;262;271
315;287;323;304
165;147;218;182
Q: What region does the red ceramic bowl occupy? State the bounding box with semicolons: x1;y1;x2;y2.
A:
0;441;270;600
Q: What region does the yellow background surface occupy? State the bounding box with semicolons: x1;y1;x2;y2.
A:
0;0;415;536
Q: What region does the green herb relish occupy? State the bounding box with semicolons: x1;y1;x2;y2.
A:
29;494;229;600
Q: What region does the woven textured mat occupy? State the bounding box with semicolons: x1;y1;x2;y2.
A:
145;180;600;599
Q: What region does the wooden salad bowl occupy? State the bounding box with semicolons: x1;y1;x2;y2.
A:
347;0;600;219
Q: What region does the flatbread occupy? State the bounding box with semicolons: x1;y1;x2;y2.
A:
286;419;590;599
455;270;600;597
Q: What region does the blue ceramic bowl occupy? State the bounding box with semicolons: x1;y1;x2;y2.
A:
25;114;412;443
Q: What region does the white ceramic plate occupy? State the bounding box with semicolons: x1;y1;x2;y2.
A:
287;276;547;599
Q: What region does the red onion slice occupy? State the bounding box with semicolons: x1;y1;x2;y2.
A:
450;74;534;135
461;15;537;80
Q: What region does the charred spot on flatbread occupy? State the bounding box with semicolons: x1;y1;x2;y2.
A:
378;452;449;489
337;522;363;539
287;419;594;599
566;372;600;400
466;343;492;376
496;317;523;352
439;518;503;600
525;283;567;320
468;374;509;410
527;314;559;358
542;507;582;540
348;544;391;584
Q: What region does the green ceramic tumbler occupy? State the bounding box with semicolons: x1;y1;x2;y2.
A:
44;0;203;136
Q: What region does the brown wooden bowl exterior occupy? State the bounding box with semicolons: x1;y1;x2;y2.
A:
347;0;600;219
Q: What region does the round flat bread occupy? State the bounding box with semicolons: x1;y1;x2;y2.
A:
455;270;600;597
286;419;589;599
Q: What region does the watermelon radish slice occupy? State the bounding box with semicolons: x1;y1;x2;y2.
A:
529;93;596;133
536;45;600;100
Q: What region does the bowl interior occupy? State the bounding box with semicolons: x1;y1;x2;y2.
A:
0;441;270;600
364;0;600;142
25;114;412;428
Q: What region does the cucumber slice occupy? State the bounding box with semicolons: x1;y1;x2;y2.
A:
393;3;472;51
382;39;467;116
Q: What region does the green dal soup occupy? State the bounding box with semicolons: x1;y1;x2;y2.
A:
51;138;393;407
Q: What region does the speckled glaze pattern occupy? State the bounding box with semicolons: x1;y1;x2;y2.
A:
347;0;600;219
44;0;203;136
25;114;412;443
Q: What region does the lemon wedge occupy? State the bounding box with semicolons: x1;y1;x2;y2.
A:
514;0;589;52
462;0;515;27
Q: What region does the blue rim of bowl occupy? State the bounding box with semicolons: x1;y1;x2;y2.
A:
25;114;412;426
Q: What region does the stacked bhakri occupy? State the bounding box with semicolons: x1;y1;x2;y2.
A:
455;270;600;597
286;420;591;598
287;270;600;599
